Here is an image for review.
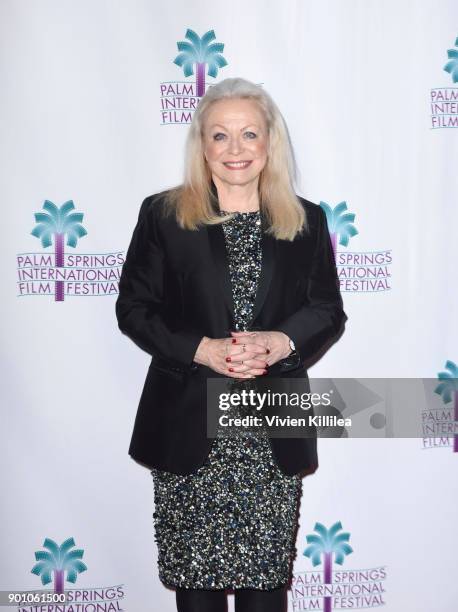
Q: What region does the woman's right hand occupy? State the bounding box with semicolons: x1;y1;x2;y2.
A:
193;336;269;378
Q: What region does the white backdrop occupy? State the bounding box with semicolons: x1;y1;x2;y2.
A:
1;1;457;610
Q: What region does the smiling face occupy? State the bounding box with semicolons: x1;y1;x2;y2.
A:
202;97;269;189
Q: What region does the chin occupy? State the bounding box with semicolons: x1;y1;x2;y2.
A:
219;172;262;186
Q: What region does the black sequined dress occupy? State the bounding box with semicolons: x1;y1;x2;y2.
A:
151;210;302;590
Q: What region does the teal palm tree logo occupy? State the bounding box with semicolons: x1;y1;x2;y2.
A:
174;29;227;97
444;37;458;83
320;201;358;257
31;537;87;594
304;521;353;612
435;360;458;452
31;200;87;302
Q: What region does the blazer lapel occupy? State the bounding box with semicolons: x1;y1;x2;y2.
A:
206;221;235;319
206;181;277;329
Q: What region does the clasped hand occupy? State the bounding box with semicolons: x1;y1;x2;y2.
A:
194;330;292;379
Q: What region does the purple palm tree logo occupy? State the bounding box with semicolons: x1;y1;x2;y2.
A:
31;200;87;302
435;360;458;452
31;537;87;594
303;521;353;612
173;29;228;97
319;201;358;258
444;36;458;83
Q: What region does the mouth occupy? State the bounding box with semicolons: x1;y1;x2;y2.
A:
223;160;252;170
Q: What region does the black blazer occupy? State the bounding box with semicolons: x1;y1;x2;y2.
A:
115;188;347;476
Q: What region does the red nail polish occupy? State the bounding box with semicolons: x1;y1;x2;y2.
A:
232;339;237;344
266;348;270;354
228;367;234;372
225;357;231;362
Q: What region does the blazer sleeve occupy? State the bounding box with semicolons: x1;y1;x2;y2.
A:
115;196;203;367
273;204;347;362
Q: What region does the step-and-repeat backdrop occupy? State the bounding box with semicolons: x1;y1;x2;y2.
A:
2;1;457;610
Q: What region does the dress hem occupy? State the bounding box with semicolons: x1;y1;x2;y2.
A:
159;577;290;591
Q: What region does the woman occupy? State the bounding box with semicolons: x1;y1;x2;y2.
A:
116;77;347;612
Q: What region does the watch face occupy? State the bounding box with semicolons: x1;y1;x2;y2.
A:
289;339;296;351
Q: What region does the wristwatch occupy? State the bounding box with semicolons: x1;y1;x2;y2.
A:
288;337;296;354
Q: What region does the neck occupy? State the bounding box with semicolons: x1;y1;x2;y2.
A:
212;176;260;212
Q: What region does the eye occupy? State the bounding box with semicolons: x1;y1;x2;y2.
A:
244;131;257;139
213;132;226;141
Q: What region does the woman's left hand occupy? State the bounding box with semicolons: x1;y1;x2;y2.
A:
230;330;292;374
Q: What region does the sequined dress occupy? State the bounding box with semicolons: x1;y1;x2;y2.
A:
151;210;302;590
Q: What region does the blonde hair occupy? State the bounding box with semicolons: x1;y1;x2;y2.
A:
164;77;307;240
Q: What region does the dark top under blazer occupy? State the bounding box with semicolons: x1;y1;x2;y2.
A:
115;189;347;476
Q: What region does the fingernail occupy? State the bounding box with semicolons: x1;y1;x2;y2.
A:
225;357;231;362
266;348;270;354
232;339;237;344
228;368;234;372
263;369;267;375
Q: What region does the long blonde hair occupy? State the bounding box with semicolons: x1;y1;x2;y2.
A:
164;77;307;240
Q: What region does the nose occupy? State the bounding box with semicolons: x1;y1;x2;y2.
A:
228;135;242;155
